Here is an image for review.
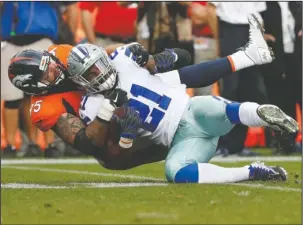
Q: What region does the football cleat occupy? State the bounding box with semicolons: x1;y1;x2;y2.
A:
24;143;42;157
1;144;16;158
239;14;274;65
248;161;287;181
257;104;299;134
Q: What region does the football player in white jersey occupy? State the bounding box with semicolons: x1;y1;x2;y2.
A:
66;14;298;183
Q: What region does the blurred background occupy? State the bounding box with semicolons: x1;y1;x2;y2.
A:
1;1;302;158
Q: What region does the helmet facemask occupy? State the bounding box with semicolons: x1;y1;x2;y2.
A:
67;44;118;94
37;52;66;93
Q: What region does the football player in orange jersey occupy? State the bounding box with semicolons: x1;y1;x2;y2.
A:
8;43;191;169
8;15;300;183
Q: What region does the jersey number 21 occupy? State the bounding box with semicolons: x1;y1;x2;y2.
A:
110;47;172;132
129;84;171;132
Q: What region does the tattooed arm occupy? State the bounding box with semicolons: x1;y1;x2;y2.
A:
50;111;138;160
51;113;167;169
52;113;108;147
51;113;84;145
51;113;110;163
51;112;130;163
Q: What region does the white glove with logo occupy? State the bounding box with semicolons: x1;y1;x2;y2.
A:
97;88;128;122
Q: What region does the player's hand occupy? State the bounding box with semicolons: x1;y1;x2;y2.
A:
153;48;192;73
116;106;142;139
112;106;142;148
104;88;128;108
97;89;128;122
126;42;149;67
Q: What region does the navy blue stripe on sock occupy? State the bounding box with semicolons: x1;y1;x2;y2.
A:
174;163;199;183
226;103;242;124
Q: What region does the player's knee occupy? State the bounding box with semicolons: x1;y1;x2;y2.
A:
191;96;225;122
191;96;225;117
174;163;199;183
165;160;199;183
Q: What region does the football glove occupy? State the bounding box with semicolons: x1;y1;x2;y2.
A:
153;48;192;73
126;42;150;67
97;88;128;122
112;106;142;148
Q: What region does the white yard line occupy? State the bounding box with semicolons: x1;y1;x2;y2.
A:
2;165;165;182
1;158;98;165
1;182;167;189
2;165;301;192
1;183;69;189
211;156;302;162
71;182;168;188
228;183;301;192
1;156;301;165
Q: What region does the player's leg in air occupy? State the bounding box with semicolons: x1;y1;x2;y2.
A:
165;95;299;184
164;14;299;184
158;14;274;90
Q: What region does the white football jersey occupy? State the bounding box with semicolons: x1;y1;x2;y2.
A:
79;46;190;146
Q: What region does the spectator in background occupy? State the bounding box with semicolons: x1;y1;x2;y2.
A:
188;2;216;96
260;2;302;154
134;2;195;64
207;2;269;156
1;2;76;158
54;2;78;45
79;2;137;47
290;2;302;112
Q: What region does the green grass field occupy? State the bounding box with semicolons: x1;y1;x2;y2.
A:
1;157;302;224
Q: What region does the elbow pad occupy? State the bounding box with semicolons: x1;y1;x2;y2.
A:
74;128;106;160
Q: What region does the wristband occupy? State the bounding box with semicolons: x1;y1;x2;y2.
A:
119;137;133;148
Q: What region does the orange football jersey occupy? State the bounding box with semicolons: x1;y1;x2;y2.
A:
47;44;73;67
30;91;83;131
30;44;83;131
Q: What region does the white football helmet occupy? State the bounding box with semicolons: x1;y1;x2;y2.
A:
67;43;118;93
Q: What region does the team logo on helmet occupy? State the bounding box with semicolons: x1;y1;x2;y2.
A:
11;74;33;88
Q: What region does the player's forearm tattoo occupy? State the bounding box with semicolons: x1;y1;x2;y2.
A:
52;113;86;145
53;113;110;147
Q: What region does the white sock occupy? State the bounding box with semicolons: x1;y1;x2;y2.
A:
228;51;254;71
239;102;268;127
198;163;250;183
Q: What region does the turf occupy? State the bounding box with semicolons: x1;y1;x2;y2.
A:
1;159;302;224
